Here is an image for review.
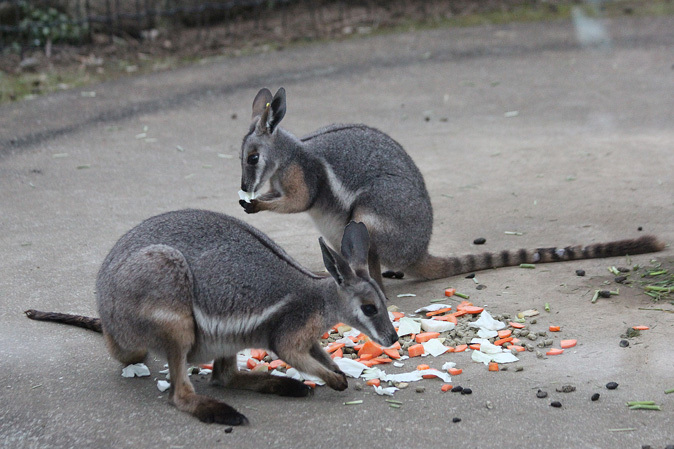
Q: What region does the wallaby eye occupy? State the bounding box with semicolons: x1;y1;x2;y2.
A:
360;304;377;317
247;153;259;165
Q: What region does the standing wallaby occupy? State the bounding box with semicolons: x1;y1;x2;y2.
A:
239;87;664;288
25;210;397;425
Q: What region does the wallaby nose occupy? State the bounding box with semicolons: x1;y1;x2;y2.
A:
387;330;399;346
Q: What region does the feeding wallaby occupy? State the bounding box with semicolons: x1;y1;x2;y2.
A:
25;210;397;425
239;87;664;287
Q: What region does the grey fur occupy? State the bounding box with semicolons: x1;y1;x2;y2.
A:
95;209;397;424
240;88;665;287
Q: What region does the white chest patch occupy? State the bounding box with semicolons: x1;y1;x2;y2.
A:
308;209;346;249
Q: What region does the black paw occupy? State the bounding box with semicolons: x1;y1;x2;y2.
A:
330;372;348;391
239;200;258;214
194;401;249;426
274;378;313;397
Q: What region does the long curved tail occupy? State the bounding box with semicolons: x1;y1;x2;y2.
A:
407;235;665;280
24;309;102;333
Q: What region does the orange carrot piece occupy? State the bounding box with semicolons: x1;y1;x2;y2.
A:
494;337;514;346
461;306;484;314
488;362;499;372
366;379;381;387
246;358;258;370
452;310;468;318
509;321;526;329
330;348;343;359
353;343;364;352
383;348;401;359
359;353;374;361
408;344;425;357
415;332;441;343
426;307;452;317
416;364;431;371
445;347;455;353
546;348;564;356
391;311;405;321
359;360;376;367
509;345;526;352
469;343;481;350
441;384;453;392
433;314;458;324
511;337;520;343
199;363;214;370
549;325;561;332
358;340;384;358
422;373;438;379
445;288;456;297
632;325;650;331
448;368;462;376
321;332;330;340
372;357;393;365
304;381;317;388
326;342;346;353
560;339;577;349
454;344;468;353
457;300;474;308
387;341;402;350
497;329;512;338
269;359;286;369
250;349;268;361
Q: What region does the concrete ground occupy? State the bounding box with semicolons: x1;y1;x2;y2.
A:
2;14;673;449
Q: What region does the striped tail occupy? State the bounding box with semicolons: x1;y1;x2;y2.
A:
24;309;102;333
408;235;665;280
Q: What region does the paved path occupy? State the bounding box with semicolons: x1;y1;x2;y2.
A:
2;15;673;449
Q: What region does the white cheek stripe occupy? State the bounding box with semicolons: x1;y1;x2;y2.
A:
193;295;292;339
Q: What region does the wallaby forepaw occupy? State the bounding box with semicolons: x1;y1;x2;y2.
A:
194;401;249;426
327;372;348;391
239;199;259;214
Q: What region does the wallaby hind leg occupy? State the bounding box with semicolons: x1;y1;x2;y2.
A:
104;333;147;365
211;357;311;397
167;347;248;425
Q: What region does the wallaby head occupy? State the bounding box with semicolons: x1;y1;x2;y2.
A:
240;87;287;195
319;222;398;348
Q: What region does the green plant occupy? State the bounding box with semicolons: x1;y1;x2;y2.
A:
18;1;88;47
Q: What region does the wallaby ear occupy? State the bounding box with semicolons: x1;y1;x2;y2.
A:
252;88;273;119
340;221;370;273
319;237;355;285
254;87;286;135
267;87;286;134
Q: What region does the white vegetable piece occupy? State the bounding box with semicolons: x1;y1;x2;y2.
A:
414;304;452;313
334;358;370;378
420;319;455;333
121;363;151;378
373;385;399;396
237;189;258;203
396;317;421;337
157;380;171;392
421;338;450;357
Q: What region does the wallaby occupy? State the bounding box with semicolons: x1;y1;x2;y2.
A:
25;210;397;425
238;87;665;288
